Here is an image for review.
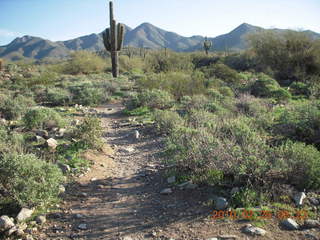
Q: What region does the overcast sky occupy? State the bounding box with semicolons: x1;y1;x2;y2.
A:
1;0;319;46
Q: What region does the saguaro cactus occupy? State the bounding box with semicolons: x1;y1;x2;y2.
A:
102;1;124;78
203;37;212;55
0;59;3;71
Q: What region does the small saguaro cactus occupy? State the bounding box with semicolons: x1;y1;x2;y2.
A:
203;37;212;55
102;1;125;78
0;58;3;71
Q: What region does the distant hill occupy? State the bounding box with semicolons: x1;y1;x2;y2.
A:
0;23;319;61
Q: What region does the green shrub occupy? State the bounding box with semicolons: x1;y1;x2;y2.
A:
0;127;25;154
0;94;35;120
0;153;63;207
154;110;184;134
63;51;107;75
73;116;103;149
289;82;311;96
272;141;320;189
123;106;150;116
223;52;258;71
137;89;174;109
23;108;66;130
46;88;71;106
219;86;235;98
202;63;241;84
231;188;265;208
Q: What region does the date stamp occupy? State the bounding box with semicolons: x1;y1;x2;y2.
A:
211;209;308;220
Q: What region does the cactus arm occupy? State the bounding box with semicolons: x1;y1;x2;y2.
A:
117;23;124;51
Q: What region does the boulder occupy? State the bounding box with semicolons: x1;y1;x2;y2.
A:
242;224;267;236
293;192;306;206
160;188;172;195
16;208;34;222
46;138;58;150
0;215;15;231
214;197;228;210
35;215;46;225
281;218;299;230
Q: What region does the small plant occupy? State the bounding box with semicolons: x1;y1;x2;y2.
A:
73;116;103;149
153;110;184;134
0;153;63;207
23;107;66;130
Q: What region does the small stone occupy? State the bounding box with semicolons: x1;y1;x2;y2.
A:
160;188;172;195
167;176;176;184
57;128;66;137
294;192;306;206
25;235;34;240
281;218;299;230
218;235;238;239
46;138;58;150
77;223;87;230
178;180;198;189
243;224;267;236
120;147;135;153
122;236;134;240
309;197;319;206
214;197;228;210
230;187;240;195
90;178;97;182
58;163;71;174
35;215;46;225
207;238;218;240
16;208;34;222
75;213;84;219
0;215;15;231
80;192;88;197
71;119;81;126
134;130;140;139
35;135;44;142
304;219;320;229
59;185;66;194
34;130;49;138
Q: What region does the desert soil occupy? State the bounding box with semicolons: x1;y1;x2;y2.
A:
36;102;320;240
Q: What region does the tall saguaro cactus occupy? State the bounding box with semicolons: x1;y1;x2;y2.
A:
102;1;124;78
203;37;212;55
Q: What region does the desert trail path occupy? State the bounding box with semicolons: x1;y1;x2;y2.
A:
37;103;311;240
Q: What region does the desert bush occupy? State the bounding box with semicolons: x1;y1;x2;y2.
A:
276;101;320;148
251;73;291;101
119;56;144;73
154;110;184;134
289;82;311;97
45;88;71;106
135;89;174;110
223;51;258;71
63;51;107;74
145;51;194;73
201;63;241;84
191;53;220;68
0;127;25;154
271;141;320;189
73;116;103;149
0;152;63;207
69;82;109;106
23;107;66;130
248;30;320;83
0;94;35;120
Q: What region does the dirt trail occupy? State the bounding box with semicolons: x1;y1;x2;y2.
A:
37;103;317;240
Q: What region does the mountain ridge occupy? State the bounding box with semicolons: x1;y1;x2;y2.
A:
1;22;319;61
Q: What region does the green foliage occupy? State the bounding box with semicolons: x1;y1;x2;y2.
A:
62;51;107;75
45;88;71;106
57;142;89;169
251;73;291;101
131;89;174;110
23;107;66;130
248;30;320;83
153;110;184;134
223;52;258;71
73;116;103;149
272;141;320;189
202;63;241;84
0;94;35;120
123;106;150;116
231;188;265;208
289;81;311;96
0;153;63;207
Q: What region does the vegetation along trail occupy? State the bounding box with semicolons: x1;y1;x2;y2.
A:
32;102;317;240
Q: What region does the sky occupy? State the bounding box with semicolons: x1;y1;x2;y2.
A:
0;0;320;46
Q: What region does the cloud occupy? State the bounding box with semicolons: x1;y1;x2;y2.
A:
0;29;22;38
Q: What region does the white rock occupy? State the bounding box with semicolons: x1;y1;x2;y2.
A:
178;180;198;189
16;208;34;222
294;192;306;206
35;215;46;224
304;219;320;229
46;138;58;150
77;223;87;230
160;188;172;195
281;218;299;230
121;147;135;153
58;163;70;174
243;224;267;236
59;185;66;194
167;176;176;184
207;238;218;240
0;215;15;231
134;130;140;139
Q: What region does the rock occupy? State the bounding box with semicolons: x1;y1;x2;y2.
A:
34;130;49;139
214;197;228;210
120;147;135;153
122;236;134;240
59;185;66;194
46;138;58;150
167;176;176;184
217;235;238;239
80;192;88;197
160;188;173;195
35;215;46;225
281;218;299;230
57;128;66;137
8;223;27;236
0;118;7;125
243;224;267;236
178;180;198;190
25;235;34;240
294;192;306;206
304;219;320;229
304;233;318;240
134;130;140;139
77;223;87;230
207;238;218;240
75;214;84;219
90;178;97;182
35;135;45;142
230;187;240;195
0;215;15;231
16;208;34;222
309;197;319;206
58;163;70;174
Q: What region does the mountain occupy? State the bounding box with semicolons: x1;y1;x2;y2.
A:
1;23;319;61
